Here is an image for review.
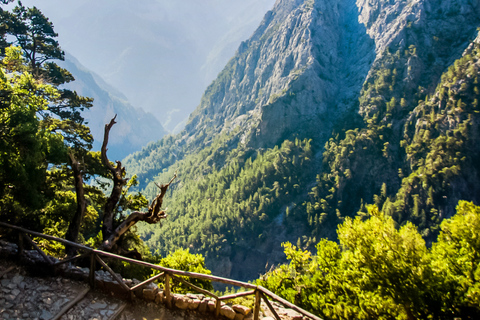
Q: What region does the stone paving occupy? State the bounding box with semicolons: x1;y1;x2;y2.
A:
0;260;86;319
60;291;125;320
0;252;306;320
0;260;235;320
0;260;126;320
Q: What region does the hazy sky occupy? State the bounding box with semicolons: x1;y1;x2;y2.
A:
12;0;276;132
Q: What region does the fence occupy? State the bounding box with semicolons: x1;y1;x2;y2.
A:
0;221;322;320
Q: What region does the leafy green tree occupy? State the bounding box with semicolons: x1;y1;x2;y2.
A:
337;205;440;319
258;203;480;319
0;3;97;247
431;201;480;317
0;46;63;225
6;2;63;75
154;248;213;293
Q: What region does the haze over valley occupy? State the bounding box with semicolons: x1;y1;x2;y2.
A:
16;0;276;133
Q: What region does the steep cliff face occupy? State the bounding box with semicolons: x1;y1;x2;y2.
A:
185;0;375;149
183;0;480;151
357;0;480;100
125;0;480;281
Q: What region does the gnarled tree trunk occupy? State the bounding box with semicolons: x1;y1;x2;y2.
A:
100;115;127;242
64;152;86;256
99;115;176;253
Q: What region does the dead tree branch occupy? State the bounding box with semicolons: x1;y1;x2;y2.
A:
101;173;177;251
99;115;177;253
101;115;127;241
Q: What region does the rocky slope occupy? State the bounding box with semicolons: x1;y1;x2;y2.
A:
124;0;480;281
185;0;373;149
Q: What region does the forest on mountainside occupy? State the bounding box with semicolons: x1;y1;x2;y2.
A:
258;201;480;319
122;0;480;315
128;32;480;280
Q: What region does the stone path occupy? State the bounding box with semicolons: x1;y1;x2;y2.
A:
0;260;125;320
0;260;241;320
0;256;307;320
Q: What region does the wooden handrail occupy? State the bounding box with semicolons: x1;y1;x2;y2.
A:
0;221;323;320
0;222;93;251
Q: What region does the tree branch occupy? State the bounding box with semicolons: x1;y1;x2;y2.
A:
101;174;177;251
101;115;127;241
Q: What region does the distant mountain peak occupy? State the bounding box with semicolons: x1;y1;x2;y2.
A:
59;54;166;160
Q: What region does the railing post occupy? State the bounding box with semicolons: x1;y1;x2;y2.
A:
17;232;24;257
254;289;261;320
165;273;172;308
215;298;221;317
89;252;96;289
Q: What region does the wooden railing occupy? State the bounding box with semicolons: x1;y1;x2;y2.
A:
0;221;322;320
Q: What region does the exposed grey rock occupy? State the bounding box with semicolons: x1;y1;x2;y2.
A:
233;304;252;316
143;287;158;301
11;274;24;284
221;305;237;319
90;302;108;309
161;0;480;281
40;310;52;320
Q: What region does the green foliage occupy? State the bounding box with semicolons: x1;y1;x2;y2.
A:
0;3;150;272
8;2;64;72
300;41;480;244
216;286;256;309
431;201;480;316
0;46;62;221
153;248;213;293
258;202;480;319
386;44;480;235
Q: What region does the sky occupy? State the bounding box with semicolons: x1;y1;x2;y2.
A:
13;0;276;132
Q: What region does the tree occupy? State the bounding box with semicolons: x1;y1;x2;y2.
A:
0;3;173;261
0;3;98;249
99;116;176;255
0;46;63;223
431;201;480;318
154;248;213;293
337;205;440;320
7;2;63;75
258;204;468;320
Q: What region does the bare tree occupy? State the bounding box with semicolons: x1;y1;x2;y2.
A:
99;116;176;252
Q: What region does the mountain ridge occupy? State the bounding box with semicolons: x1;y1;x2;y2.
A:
60;53;166;161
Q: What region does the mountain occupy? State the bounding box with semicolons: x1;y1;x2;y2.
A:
60;53;166;161
124;0;480;281
16;0;276;133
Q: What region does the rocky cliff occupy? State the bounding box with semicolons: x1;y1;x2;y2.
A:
185;0;373;150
